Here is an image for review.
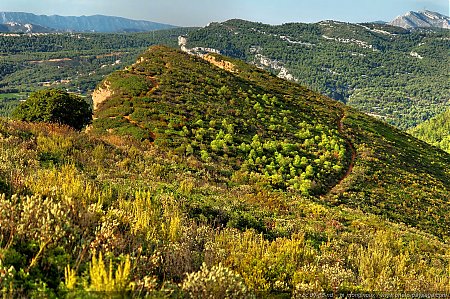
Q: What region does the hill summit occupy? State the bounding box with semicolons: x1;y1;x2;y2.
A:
389;10;450;29
93;45;450;238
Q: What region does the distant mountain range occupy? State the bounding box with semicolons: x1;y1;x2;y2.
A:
1;10;448;34
389;10;449;29
0;12;176;33
0;21;54;33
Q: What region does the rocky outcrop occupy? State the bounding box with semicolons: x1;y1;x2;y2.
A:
0;21;53;33
322;35;379;51
250;47;298;82
178;36;236;73
92;82;112;111
203;54;237;73
389;10;449;29
178;35;221;56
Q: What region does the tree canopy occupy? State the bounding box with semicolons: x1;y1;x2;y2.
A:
13;89;92;130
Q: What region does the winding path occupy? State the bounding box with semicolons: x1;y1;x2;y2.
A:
329;109;356;193
121;75;160;141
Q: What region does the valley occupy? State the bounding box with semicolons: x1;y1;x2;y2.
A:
0;28;191;112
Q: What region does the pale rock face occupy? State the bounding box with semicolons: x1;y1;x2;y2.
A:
409;51;423;59
251;49;298;82
178;36;188;46
203;54;238;73
389;10;449;29
178;35;221;57
277;68;295;81
92;82;112;111
322;35;378;51
178;35;237;73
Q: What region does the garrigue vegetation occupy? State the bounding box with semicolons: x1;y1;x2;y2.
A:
93;48;348;195
408;108;450;153
0;46;449;297
94;46;450;238
184;20;450;129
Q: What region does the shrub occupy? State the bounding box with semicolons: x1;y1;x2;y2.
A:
181;262;251;299
0;258;15;294
13;89;91;130
89;252;131;292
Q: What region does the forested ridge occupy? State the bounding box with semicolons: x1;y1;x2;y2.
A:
1;21;448;133
183;19;450;130
93;46;450;239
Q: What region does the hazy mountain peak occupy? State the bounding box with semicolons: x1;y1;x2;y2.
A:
390;10;449;29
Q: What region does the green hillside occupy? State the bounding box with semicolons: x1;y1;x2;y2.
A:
408;108;450;153
93;45;450;238
2;22;448;133
183;19;450;129
0;45;449;296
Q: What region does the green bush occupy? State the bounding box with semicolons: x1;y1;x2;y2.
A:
13;89;91;130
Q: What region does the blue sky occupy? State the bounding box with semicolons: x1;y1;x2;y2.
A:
1;0;448;26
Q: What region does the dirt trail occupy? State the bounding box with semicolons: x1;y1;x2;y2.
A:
123;115;156;141
119;60;162;141
147;76;159;93
330;109;356;192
